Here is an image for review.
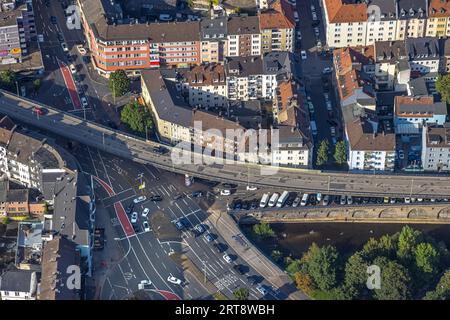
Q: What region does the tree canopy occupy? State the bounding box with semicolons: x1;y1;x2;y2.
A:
253;222;275;239
120;100;153;136
233;288;249;300
0;70;16;92
436;74;450;104
109;70;130;97
333;140;347;165
316;140;329;167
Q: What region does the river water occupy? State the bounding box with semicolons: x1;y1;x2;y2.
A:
242;222;450;259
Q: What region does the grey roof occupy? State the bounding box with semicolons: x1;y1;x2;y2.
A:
6;189;28;202
368;0;397;20
7;131;43;165
376;91;407;107
225;56;263;77
375;40;407;63
398;59;410;71
0;179;8;202
141;69;193;127
408;77;429;96
398;101;447;115
227;15;260;35
17;222;43;248
406;37;441;60
200;17;227;40
50;171;90;247
277;126;310;149
444;38;450;56
0;270;34;292
263;52;293;79
397;0;428;19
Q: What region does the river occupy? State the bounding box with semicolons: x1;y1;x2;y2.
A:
242;222;450;259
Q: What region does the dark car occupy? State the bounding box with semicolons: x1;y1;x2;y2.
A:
250;200;258;210
242;201;250;210
234;200;242;210
233;264;249;275
192;191;203;198
214;243;228;253
33;106;47;116
149;195;162;201
247;275;263;285
57;33;64;42
222;183;237;189
51;16;57;24
173;193;183;200
152;146;167;154
363;197;370;204
125;203;134;214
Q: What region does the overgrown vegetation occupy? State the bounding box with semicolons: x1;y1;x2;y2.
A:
108;70;130;98
252;222;275;240
283;226;450;300
120;100;153;137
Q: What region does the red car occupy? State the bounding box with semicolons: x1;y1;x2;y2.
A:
33;106;47;115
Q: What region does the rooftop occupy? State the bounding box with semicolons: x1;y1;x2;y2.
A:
259;0;296;29
324;0;367;23
395;96;447;117
429;0;450;17
375;40;408;63
227;15;260;35
187;64;226;87
0;269;35;292
200;17;227;40
425;124;450;148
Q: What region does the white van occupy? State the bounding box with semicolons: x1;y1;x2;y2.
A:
276;191;290;208
301;193;309;206
294;11;299;22
268;193;280;207
260;193;270;208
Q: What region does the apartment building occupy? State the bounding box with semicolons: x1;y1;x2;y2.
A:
426;0;450;38
186;64;228;109
226;16;261;57
421;123;450;171
200;17;227;63
0;270;37;300
444;37;450;72
374;40;409;90
342;104;396;171
271;80;313;168
259;0;295;54
406;37;442;74
333;46;376;109
396;0;428;40
322;0;368;48
366;0;398;45
394;95;447;134
0;0;35;64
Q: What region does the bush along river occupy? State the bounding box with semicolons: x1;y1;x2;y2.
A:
242;222;450;300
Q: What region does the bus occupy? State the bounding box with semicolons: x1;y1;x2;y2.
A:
276;191;289;208
268;193;280;207
260;193;270;208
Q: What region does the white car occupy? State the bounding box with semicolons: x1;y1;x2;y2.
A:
246;185;258;191
131;212;138;224
38;34;44;42
301;50;307;60
322;67;332;74
133;196;147;204
80;96;88;108
61;42;69;52
138;279;152;290
69;64;76;74
143;221;150;232
220;189;231;196
256;285;268;296
297;30;302;40
404;197;411;204
223;254;232;263
312;11;318;20
142;208;150;218
330;126;336;136
314;27;320;37
167;276;182;285
76;45;87;55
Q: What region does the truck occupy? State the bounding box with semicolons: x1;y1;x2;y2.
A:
310;121;318;136
276;191;290;208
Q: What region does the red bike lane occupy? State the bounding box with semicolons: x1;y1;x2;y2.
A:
57;59;82;110
93;176;135;237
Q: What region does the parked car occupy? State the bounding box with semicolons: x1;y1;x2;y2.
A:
256;285;268;296
340;196;346;205
143;221;150;232
246;185;258;191
192;191;203;197
292;196;301;207
51;16;57;24
268;193;280;207
322;67;332;74
347;196;353;205
134;196;147;204
167;276;182;285
323;195;330;206
149;195;162;201
314;27;320;37
220;189;231;196
194;224;205;235
131;212;138;224
69;64;76;74
141;208;150;218
61;42;69;52
175;220;184;230
204;233;213;242
38;34;44;42
301;50;307;60
80;96;88;108
223;253;232;263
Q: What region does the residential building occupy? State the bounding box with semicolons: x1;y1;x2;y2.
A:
342;104;396;171
322;0;368;48
374;40;409;90
443;37;450;72
15;221;43;271
422;123;450;171
259;0;295;54
333;46;376;109
406;37;441;73
200;17;227;63
426;0;450;38
38;236;81;300
186;64;228;109
366;0;398;45
394;95;447;134
396;0;428;40
0;270;37;300
226;15;261;57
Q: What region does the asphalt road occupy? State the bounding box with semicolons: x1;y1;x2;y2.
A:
75;145;276;299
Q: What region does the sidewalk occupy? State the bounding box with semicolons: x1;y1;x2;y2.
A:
207;208;309;300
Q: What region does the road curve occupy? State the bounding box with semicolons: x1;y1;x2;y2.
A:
1;90;450;197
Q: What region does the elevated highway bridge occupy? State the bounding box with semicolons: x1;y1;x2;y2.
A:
1;90;450;198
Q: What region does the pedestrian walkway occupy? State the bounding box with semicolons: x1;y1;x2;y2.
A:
208;208;309;300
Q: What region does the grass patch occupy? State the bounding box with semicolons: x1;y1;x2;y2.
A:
213;292;229;300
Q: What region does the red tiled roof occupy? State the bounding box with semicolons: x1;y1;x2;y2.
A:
259;0;295;29
429;0;450;17
324;0;367;23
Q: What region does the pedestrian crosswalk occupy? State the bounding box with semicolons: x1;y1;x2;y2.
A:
214;273;239;291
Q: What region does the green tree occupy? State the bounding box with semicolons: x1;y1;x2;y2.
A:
120;101;153;136
361;235;396;261
343;251;369;298
316;140;329;167
109;70;130;98
293;271;314;295
271;250;283;264
0;70;16;91
252;222;275;239
333;140;347;165
414;242;440;276
436;74;450;104
1;216;9;224
397;225;422;262
424;270;450;300
233;288;249;300
302;243;339;291
372;257;411;300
